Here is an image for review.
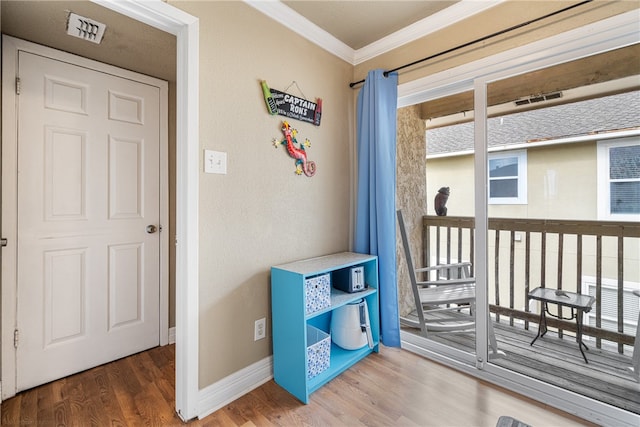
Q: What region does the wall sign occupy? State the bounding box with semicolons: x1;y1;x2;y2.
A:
261;80;322;126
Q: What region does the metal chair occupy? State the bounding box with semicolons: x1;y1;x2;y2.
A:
397;209;500;354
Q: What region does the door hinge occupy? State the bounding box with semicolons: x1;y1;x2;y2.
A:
15;77;21;95
14;329;19;348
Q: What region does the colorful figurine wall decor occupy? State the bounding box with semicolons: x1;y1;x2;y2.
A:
273;121;316;177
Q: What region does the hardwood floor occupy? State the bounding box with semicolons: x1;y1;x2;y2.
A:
2;345;178;426
1;344;594;426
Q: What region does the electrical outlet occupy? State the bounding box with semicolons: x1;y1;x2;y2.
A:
254;318;266;341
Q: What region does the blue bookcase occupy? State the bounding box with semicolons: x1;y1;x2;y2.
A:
271;252;379;404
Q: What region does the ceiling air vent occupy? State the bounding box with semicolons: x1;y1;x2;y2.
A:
514;91;563;107
545;91;563;101
66;12;106;44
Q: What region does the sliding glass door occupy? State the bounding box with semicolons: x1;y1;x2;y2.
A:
483;46;639;413
397;11;639;425
399;88;480;366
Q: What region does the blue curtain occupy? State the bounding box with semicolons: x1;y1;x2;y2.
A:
354;69;400;347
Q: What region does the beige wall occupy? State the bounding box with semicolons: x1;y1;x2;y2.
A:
527;144;598;220
169;1;354;387
426;143;598;220
426;155;477;218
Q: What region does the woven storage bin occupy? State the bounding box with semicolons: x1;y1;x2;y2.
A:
305;273;331;314
306;325;330;379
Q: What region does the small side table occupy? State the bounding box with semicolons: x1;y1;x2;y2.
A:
528;287;595;363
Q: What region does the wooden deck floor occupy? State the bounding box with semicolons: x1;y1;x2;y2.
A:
402;318;640;414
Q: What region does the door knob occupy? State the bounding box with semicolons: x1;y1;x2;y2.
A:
146;225;158;234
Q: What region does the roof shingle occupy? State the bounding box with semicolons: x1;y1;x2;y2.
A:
427;91;640;156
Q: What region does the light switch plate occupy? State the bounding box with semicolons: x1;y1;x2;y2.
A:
204;150;227;174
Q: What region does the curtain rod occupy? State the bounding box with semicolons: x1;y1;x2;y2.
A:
349;0;593;88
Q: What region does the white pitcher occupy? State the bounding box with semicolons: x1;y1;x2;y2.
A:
330;299;373;350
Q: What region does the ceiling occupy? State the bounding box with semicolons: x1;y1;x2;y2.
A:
245;0;503;63
281;0;458;50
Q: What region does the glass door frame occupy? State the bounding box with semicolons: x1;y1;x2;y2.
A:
399;10;639;426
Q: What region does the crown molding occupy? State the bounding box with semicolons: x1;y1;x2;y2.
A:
243;0;355;64
245;0;505;66
354;0;505;64
244;0;639;74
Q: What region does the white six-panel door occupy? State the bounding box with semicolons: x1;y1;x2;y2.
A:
15;51;162;391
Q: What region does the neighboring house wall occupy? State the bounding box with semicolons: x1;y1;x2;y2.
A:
527;143;598;220
426;140;640;307
425;89;640;221
426;142;599;220
426;141;616;318
426;154;475;217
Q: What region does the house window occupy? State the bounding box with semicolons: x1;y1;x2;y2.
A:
597;138;640;221
488;150;527;204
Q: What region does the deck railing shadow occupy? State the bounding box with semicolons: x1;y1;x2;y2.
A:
422;215;640;354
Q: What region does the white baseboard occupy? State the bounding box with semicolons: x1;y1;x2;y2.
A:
168;327;176;344
197;356;273;420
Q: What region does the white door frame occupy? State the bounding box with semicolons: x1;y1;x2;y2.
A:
0;0;200;421
89;1;201;421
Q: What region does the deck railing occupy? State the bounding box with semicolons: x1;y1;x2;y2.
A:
422;215;640;353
